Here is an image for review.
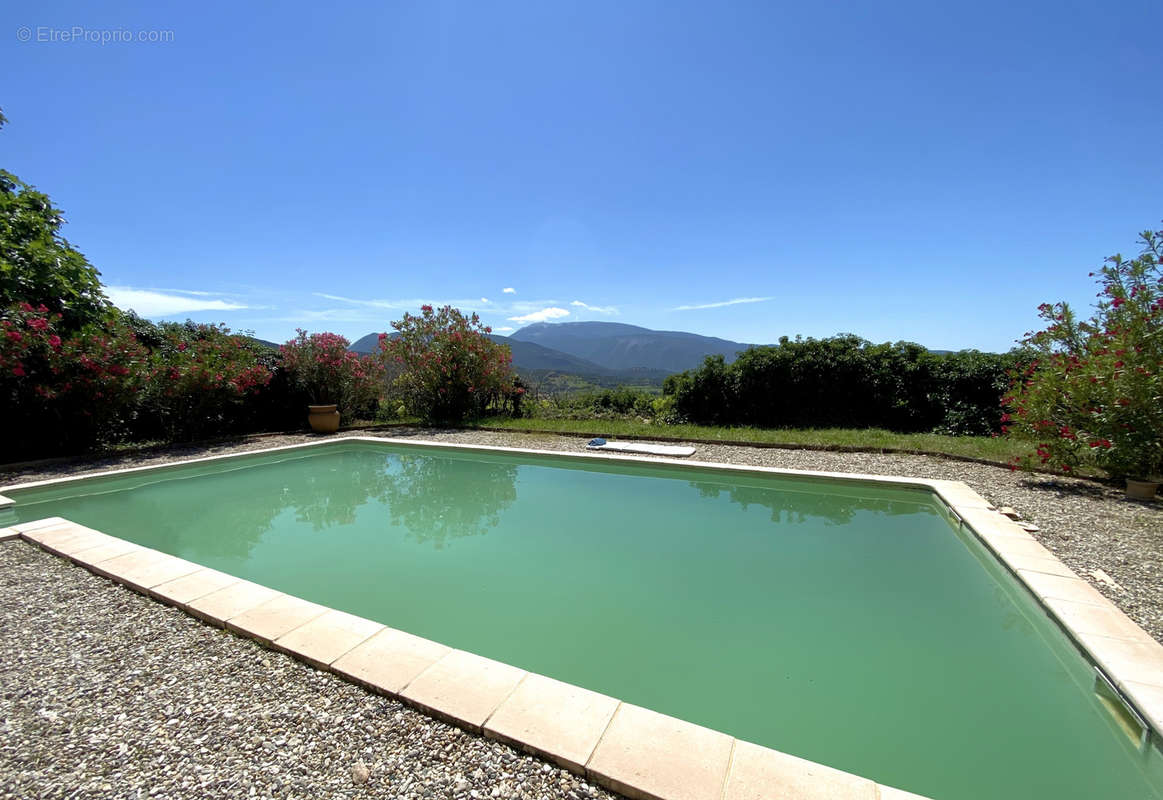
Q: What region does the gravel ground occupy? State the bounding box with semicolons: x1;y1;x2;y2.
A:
1;427;1160;799
0;542;619;800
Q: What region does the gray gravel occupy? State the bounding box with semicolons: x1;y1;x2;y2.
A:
0;541;618;800
3;426;1160;643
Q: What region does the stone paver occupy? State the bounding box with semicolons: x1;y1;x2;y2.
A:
66;537;142;565
1078;633;1163;688
1018;569;1110;607
150;567;242;607
723;740;876;800
186;580;280;625
225;593;328;645
401;649;526;731
1045;596;1154;643
331;626;452;695
88;548;201;592
485;673;619;771
1125;681;1163;732
273;609;384;669
586;703;734;800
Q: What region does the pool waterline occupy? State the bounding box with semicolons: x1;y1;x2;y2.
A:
3;437;1162;800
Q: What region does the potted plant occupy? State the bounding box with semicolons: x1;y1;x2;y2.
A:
280;330;385;434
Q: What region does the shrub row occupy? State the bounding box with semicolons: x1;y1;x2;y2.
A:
0;306;385;462
663;335;1033;435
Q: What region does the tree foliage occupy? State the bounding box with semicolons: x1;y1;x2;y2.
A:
379;305;520;425
663;335;1030;435
1004;226;1163;479
0;170;110;330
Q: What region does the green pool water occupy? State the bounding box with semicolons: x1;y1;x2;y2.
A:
5;441;1161;800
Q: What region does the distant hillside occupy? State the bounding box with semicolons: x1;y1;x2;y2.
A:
347;331;671;389
510;321;753;373
349;332;387;354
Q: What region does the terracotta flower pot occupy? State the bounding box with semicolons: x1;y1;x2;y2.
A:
1125;479;1158;500
307;404;340;434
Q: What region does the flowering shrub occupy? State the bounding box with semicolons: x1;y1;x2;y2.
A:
280;330;384;418
1004;226;1163;480
1;302;146;457
141;322;274;441
378;305;519;425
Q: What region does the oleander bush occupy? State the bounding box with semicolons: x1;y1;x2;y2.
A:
378;304;521;425
1;302;146;456
136;321;276;442
1004;226;1163;480
280;329;385;419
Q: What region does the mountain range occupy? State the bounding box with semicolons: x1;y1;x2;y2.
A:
348;321;753;385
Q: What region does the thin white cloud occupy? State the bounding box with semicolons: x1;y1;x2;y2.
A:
672;296;774;311
107;287;249;317
502;287;516;294
570;300;618;315
314;293;489;311
494;326;514;332
508;307;570;323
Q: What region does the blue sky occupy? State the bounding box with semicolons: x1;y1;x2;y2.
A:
3;1;1160;351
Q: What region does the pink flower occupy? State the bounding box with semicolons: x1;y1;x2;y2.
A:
48;334;62;348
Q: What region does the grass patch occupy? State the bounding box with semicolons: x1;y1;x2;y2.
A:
472;416;1038;465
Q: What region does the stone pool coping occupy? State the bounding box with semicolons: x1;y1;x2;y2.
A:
2;436;1161;800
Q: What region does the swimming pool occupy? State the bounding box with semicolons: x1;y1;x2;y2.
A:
4;439;1161;799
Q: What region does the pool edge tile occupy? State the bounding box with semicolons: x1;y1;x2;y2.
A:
1016;569;1111;608
225;593;329;646
877;784;931;800
1041;595;1154;644
272;609;385;670
1076;632;1163;690
331;627;453;696
484;672;620;773
723;739;878;800
1124;681;1163;733
585;702;734;800
150;568;243;608
10;516;71;533
87;548;202;593
187;580;281;627
64;537;144;567
401;649;527;733
0;526;19;541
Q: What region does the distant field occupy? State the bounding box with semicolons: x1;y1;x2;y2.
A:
471;416;1045;467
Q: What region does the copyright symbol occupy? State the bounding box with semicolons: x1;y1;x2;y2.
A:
17;26;31;42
